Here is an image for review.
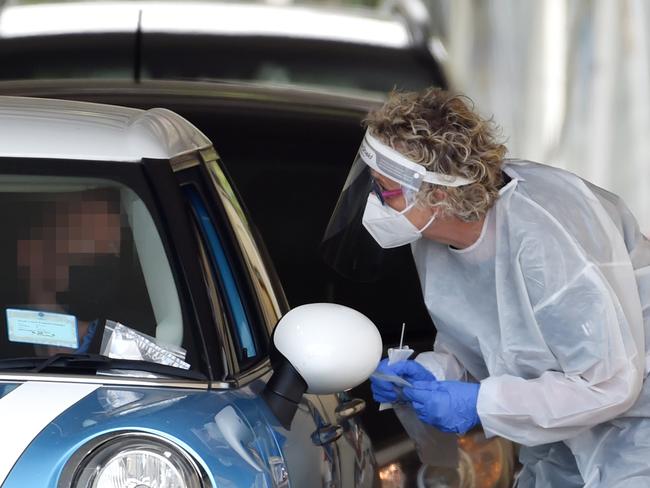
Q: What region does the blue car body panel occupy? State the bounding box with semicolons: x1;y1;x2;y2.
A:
3;380;291;488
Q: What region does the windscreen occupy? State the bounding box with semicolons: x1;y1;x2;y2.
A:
0;175;189;371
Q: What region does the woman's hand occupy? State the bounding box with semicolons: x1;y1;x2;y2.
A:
370;359;436;403
403;380;480;434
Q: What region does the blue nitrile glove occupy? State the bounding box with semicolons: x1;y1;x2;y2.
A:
370;359;436;404
390;360;437;383
75;319;98;354
402;380;480;434
370;358;400;403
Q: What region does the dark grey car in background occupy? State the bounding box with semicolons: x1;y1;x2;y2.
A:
0;0;447;94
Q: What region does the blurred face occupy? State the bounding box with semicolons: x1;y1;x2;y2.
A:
17;195;122;299
55;199;121;257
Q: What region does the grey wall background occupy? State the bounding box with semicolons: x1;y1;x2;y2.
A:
428;0;650;233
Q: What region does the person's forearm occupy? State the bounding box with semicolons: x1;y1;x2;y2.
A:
477;365;643;446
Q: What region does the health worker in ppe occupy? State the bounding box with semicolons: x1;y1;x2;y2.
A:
321;88;650;487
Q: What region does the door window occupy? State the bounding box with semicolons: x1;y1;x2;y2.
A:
204;158;286;330
184;185;257;361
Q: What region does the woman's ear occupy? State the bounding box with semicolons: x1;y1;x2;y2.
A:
433;189;447;201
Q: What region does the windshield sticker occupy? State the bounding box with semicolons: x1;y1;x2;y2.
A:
6;309;78;349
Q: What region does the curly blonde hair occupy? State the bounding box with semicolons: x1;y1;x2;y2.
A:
364;88;507;221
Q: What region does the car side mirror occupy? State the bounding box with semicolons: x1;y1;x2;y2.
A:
262;303;382;429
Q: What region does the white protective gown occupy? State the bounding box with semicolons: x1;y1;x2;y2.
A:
411;160;650;487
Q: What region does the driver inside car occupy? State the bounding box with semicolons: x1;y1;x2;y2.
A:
15;189;122;355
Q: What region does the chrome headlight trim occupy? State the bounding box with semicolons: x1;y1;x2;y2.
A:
58;431;212;488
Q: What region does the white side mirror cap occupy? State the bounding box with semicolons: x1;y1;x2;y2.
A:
273;303;382;394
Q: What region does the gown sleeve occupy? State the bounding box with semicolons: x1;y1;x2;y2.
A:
477;196;645;446
415;334;468;381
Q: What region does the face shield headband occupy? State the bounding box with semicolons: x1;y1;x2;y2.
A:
360;131;476;191
321;130;476;282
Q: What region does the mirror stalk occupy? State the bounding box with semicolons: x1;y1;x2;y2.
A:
262;353;308;430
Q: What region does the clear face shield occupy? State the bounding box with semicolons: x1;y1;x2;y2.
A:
321;130;475;282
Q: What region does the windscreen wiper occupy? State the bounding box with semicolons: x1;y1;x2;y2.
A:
0;353;206;381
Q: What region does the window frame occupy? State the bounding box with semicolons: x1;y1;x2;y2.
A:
175;169;269;374
174;153;288;378
183;184;262;366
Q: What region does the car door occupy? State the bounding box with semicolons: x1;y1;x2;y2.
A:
314;391;378;488
171;148;346;487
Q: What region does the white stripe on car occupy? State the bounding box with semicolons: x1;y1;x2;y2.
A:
0;382;100;485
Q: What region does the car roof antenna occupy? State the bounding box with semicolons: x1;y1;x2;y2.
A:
134;9;143;84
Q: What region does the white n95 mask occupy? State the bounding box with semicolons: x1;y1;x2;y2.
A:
362;193;435;249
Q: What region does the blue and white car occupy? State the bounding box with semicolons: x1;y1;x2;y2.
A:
0;96;382;488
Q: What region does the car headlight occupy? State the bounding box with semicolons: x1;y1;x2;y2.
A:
59;432;210;488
